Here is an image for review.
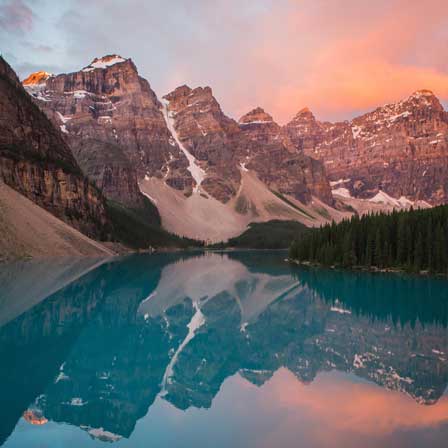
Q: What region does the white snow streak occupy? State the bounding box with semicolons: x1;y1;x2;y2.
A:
330;178;351;187
83;56;127;72
240;120;273;125
331;187;352;198
142;190;157;204
160;99;206;193
369;190;411;208
56;111;71;123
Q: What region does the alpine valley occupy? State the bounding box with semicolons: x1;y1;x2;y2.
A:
1;53;447;254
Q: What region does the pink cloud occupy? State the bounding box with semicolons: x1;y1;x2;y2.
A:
5;0;447;123
213;0;448;123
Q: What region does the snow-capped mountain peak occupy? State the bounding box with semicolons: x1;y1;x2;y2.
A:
22;71;52;85
82;54;128;72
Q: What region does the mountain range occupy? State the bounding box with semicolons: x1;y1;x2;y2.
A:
1;53;447;252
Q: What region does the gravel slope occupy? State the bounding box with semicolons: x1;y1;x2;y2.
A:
0;182;116;260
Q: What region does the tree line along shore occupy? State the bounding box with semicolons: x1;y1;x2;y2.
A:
289;205;448;275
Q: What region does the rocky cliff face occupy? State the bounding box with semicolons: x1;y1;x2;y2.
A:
21;52;448;228
162;85;242;202
24;55;190;206
162;86;333;204
71;138;144;208
0;56;109;238
285;90;448;205
238;107;333;204
23;56;335;220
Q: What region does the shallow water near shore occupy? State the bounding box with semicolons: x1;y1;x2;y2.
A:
1;251;448;447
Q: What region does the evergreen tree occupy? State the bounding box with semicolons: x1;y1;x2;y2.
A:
414;230;424;272
290;204;448;274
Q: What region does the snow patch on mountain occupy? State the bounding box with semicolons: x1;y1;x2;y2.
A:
397;196;414;207
56;111;71;124
368;191;427;209
369;191;403;207
351;125;362;139
83;55;127;72
332;187;352;198
160;99;206;193
240;120;273;126
24;81;52;102
330;178;351;187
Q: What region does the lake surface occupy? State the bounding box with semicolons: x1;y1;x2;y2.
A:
1;251;448;447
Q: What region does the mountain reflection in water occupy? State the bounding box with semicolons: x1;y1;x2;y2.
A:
1;252;447;447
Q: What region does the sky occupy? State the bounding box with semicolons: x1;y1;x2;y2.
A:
1;0;448;123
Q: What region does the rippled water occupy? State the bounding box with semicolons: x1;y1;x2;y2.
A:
1;252;447;447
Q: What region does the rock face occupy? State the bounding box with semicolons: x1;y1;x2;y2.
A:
24;56;335;218
162;87;333;204
238;108;334;204
285;90;448;204
24;55;189;206
21;52;448;233
162;85;242;202
0;181;114;259
0;56;109;238
72;138;144;208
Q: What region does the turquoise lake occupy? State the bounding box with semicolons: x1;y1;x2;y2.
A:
1;251;447;447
